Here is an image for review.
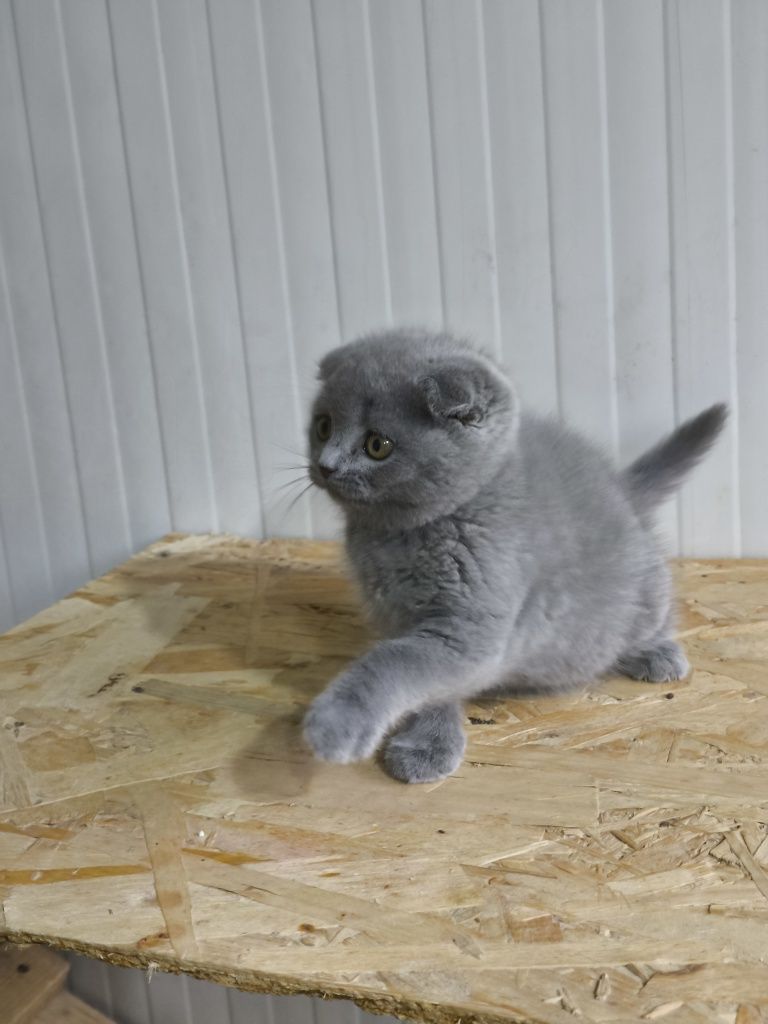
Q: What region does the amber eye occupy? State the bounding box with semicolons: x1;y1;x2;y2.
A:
315;414;332;442
364;432;393;461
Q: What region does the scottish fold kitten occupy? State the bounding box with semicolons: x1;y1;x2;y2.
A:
302;329;726;783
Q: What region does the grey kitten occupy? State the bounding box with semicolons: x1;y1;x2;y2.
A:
302;328;726;783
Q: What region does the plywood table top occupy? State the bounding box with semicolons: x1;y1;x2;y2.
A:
1;534;768;1024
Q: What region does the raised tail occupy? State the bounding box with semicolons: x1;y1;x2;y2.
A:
622;403;728;516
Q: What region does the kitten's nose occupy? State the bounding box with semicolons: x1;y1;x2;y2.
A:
318;463;335;480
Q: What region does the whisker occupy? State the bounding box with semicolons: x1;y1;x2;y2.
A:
270;441;308;459
284;481;315;517
271;475;310;495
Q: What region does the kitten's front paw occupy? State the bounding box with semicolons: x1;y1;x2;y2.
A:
383;736;465;784
303;688;383;763
382;708;466;784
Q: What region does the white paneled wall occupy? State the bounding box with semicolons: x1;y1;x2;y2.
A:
1;0;766;1018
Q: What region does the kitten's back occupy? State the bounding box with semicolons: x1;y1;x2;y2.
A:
515;412;633;540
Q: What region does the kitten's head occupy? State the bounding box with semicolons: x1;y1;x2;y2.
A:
308;329;518;528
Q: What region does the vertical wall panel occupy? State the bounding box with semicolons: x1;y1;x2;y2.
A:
258;0;343;538
311;0;391;339
105;959;153;1024
206;0;311;539
487;1;561;415
58;0;172;552
143;969;192;1023
155;0;262;537
0;0;91;602
731;0;768;557
540;0;618;450
12;1;133;575
258;0;339;360
0;235;54;621
315;997;358;1024
67;955;114;1019
665;0;739;556
367;0;443;327
264;993;314;1024
227;986;280;1024
108;0;218;533
423;0;501;353
603;0;679;549
183;974;232;1023
482;0;558;413
0;523;17;635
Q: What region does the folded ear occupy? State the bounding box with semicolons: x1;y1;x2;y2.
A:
317;348;345;381
419;359;506;425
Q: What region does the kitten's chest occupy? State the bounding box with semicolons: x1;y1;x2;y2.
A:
345;519;492;632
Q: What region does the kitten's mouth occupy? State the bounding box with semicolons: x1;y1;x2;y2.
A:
327;486;372;507
310;468;372;506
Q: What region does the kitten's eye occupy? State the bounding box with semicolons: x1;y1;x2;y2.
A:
364;432;393;461
315;414;332;442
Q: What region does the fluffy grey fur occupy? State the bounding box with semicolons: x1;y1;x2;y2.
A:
302;329;727;783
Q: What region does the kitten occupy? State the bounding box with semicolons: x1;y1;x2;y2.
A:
302;328;726;783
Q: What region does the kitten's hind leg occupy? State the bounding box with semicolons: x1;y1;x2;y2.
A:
614;638;690;683
382;702;466;784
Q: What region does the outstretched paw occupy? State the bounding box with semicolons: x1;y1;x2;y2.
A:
303;687;384;763
382;704;466;784
615;639;690;683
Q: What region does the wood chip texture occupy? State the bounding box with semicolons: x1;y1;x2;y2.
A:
1;534;767;1024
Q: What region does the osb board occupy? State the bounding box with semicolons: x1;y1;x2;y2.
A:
0;944;68;1024
32;991;116;1024
1;535;768;1024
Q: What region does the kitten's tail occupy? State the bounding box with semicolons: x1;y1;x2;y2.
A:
622;403;728;516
